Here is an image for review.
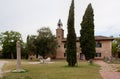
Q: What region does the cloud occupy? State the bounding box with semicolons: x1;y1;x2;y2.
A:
0;0;120;42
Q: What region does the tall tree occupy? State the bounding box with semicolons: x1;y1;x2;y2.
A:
66;0;77;66
26;35;36;57
80;3;96;61
35;27;58;58
0;31;22;59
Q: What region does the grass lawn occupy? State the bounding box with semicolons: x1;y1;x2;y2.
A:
2;60;103;79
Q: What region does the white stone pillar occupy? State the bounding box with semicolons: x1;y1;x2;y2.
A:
16;40;21;71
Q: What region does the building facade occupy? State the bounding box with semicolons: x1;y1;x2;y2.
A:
56;19;113;59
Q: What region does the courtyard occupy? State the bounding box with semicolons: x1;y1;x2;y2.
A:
0;60;120;79
1;60;103;79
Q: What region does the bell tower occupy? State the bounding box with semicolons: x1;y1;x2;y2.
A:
56;19;64;44
56;19;64;58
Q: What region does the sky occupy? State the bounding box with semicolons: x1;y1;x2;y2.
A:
0;0;120;42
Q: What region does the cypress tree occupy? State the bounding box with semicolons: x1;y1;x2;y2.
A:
80;3;96;61
66;0;77;66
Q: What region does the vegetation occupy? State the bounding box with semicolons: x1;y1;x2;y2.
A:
66;0;77;66
2;60;102;79
0;31;23;59
21;42;29;59
26;27;58;58
80;3;96;61
112;41;117;55
0;27;57;59
26;35;37;57
112;38;120;58
36;27;57;58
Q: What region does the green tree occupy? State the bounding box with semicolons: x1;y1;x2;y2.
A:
21;42;28;59
35;27;57;58
26;35;36;56
112;38;120;58
66;0;77;66
112;41;117;55
115;38;120;52
0;31;22;59
80;3;96;61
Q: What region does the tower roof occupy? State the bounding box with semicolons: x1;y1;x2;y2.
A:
57;19;63;28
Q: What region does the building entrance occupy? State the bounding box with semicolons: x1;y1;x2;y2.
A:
80;53;85;60
118;52;120;58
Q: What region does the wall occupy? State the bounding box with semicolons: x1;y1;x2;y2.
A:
56;40;112;59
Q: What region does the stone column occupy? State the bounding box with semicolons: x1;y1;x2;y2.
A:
16;40;21;71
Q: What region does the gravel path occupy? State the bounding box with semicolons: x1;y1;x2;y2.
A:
0;61;7;78
95;61;120;79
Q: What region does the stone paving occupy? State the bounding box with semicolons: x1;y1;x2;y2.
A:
95;61;120;79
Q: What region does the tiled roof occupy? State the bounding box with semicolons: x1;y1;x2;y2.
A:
62;36;114;42
95;36;114;41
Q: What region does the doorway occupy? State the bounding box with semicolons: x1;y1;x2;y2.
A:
80;53;85;60
118;52;120;58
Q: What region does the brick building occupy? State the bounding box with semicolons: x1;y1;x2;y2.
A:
56;19;113;59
